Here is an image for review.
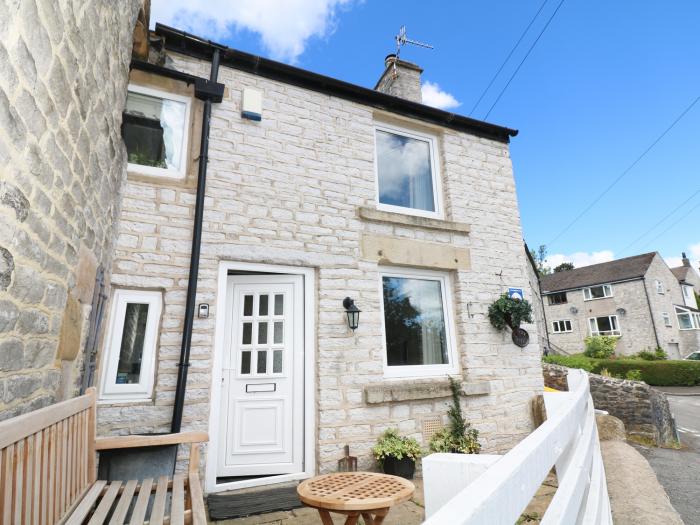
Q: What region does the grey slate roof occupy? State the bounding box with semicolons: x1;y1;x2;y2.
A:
671;266;691;283
540;252;657;293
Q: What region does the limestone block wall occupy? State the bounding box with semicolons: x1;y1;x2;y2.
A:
100;50;543;475
0;0;140;419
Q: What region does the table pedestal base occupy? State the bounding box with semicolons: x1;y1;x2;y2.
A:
315;506;389;525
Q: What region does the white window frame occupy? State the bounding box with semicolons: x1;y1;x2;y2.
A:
662;312;672;327
99;289;162;402
655;280;664;294
676;306;700;330
552;320;573;333
373;123;444;220
547;292;568;305
583;284;613;301
588;315;620;336
125;84;191;180
378;267;458;379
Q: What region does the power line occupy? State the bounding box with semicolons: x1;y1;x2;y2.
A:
619;188;700;255
547;94;700;247
641;197;700;251
483;0;566;120
469;0;549;116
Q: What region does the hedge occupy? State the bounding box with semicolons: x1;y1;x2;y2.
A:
543;354;700;386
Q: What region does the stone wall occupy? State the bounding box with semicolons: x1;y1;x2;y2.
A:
0;0;141;419
543;364;677;446
99;50;544;475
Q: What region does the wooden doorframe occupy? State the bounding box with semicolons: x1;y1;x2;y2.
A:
206;261;316;494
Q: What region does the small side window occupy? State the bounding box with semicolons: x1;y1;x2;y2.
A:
100;290;162;401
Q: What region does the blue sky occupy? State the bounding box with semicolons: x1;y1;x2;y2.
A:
152;0;700;269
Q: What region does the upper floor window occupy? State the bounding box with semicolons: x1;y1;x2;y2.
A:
655;280;664;294
547;292;567;305
552;320;572;333
123;84;191;179
583;284;613;301
374;124;442;219
662;312;672;327
588;315;620;336
380;267;457;378
683;285;693;299
100;289;162;401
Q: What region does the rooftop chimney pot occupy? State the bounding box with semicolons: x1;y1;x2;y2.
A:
682;252;691;267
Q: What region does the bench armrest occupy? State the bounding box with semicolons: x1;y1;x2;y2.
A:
94;431;208;450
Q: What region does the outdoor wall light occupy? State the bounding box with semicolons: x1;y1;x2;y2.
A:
343;297;361;331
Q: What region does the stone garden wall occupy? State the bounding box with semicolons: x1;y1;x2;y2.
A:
543;364;677;446
0;0;140;419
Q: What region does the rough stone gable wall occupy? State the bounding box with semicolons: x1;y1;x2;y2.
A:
101;51;543;474
0;0;140;419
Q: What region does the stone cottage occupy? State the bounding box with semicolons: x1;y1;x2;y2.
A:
541;252;700;358
0;0;142;419
95;23;543;493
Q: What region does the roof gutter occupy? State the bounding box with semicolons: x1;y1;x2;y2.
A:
171;49;225;433
154;23;518;144
541;276;645;295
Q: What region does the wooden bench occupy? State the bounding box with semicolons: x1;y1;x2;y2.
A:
0;387;208;525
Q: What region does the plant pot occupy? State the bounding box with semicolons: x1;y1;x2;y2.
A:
381;456;415;479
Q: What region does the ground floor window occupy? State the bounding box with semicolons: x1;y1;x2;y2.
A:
552;320;572;333
588;315;620;336
100;289;162;401
676;306;700;330
380;268;457;378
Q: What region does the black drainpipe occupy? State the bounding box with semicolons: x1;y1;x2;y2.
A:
171;48;224;433
642;277;661;349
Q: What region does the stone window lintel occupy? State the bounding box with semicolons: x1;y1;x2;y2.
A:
364;378;491;404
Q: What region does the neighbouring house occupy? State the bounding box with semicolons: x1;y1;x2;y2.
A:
0;0;142;420
95;22;544;494
541;251;700;358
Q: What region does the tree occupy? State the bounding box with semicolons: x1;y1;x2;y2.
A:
529;244;551;276
553;262;575;273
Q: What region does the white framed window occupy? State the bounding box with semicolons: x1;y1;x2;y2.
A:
379;267;458;378
123;84;191;179
99;289;162;401
583;284;613;301
662;312;672;327
374;123;443;219
682;285;696;307
552;320;573;333
547;292;567;305
655;280;664;294
588;315;620;336
676;306;700;330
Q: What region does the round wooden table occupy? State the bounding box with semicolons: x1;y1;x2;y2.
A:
297;472;415;525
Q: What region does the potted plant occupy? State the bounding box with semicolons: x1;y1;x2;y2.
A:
428;377;481;454
488;294;533;347
372;429;422;479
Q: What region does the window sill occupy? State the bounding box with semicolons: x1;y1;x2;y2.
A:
358;207;470;234
364;378;490;404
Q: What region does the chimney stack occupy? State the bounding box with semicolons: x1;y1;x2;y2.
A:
374;54;423;103
682;252;691;267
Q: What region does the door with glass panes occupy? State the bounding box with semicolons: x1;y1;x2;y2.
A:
218;274;304;477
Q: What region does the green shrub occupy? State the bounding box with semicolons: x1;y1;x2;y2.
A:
372;429;422;464
584;336;618;359
636;347;667;361
592;359;700;386
428;377;481;454
625;369;643;381
543;354;596;372
655;347;668;360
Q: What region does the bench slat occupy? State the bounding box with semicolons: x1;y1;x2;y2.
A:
88;481;122;525
150;476;169;525
65;481;107;525
1;445;11;525
129;478;153;525
109;479;137;525
24;435;35;525
188;473;206;525
171;474;185;525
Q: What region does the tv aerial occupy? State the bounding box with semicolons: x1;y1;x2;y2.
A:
392;25;433;76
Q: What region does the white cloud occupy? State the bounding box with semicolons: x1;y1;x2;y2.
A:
546;250;615;270
664;242;700;269
150;0;355;62
421;81;461;110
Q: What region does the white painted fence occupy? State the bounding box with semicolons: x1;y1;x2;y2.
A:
423;369;612;525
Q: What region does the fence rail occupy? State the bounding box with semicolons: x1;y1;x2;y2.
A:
423;369;611;525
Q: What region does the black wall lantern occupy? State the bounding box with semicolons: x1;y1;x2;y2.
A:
343;297;361;331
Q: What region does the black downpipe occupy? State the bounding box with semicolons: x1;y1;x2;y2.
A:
171;49;221;433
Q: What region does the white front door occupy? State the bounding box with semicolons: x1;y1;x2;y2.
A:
218;274;304;477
